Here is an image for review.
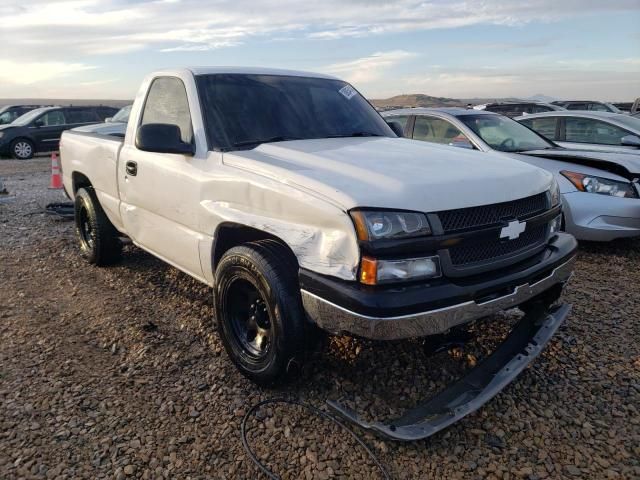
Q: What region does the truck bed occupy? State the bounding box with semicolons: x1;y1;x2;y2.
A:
60;129;126;232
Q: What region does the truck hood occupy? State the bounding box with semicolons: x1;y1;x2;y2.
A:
223;137;552;212
521;148;640;179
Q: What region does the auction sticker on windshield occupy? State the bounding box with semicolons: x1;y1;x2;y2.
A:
339;85;357;100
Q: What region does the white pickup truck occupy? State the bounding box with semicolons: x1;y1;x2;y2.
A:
60;67;577;440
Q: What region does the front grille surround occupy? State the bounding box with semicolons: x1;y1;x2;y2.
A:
433;192;551;275
437;192;548;234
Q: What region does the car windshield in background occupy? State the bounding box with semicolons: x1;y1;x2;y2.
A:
111;105;132;123
459;114;554;152
12;108;50;126
195;74;393;150
611;114;640;132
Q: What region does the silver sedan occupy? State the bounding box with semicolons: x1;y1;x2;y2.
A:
516;111;640;154
383;108;640;242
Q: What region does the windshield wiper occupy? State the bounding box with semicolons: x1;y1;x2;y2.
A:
232;135;302;148
324;131;384;138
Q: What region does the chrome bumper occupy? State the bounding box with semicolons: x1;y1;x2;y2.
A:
301;256;576;340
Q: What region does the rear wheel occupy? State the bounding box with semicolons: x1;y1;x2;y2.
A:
74;187;122;265
10;139;34;160
214;240;308;385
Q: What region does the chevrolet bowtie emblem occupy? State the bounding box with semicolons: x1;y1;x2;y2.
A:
500;220;526;240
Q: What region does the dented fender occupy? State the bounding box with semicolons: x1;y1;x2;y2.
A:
198;167;360;282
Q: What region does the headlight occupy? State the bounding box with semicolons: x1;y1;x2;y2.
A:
360;255;441;285
561;171;639;199
549;178;561;206
350;210;431;241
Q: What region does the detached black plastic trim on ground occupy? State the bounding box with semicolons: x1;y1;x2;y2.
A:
326;303;571;441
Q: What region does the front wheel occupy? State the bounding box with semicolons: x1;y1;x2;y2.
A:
214;241;308;386
10;139;34;160
74;187;122;265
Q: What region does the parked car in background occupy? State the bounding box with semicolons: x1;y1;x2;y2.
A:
74;104;132;137
516;111;640;154
551;100;622;113
383;108;640;241
0;105;118;159
473;101;565;118
105;104;132;123
612;102;633;113
0;105;52;125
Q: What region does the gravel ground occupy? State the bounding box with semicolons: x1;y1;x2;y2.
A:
1;158;639;480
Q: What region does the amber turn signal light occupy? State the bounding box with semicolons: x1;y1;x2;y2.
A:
359;256;378;285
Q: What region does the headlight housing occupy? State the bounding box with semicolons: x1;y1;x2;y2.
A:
560;171;639;199
350;210;431;241
549;178;561;206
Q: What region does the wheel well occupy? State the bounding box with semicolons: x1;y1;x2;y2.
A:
72;172;92;195
212;223;298;272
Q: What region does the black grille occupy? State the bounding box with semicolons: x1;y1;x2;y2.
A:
438;192;548;233
449;224;547;266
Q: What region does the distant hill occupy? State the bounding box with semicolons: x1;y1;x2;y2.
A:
0;98;131;108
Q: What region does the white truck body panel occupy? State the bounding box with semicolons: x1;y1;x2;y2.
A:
61;67;554;285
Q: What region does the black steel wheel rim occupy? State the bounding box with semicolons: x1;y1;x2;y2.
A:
226;277;273;359
79;204;94;250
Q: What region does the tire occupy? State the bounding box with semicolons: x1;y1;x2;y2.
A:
74;187;122;265
10;138;34;160
214;240;308;386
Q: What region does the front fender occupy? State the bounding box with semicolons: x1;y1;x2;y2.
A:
200;198;360;281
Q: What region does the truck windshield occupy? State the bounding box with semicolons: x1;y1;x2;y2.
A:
459;114;555;152
195;74;393;150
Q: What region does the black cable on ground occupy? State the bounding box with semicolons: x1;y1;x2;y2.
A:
241;398;392;480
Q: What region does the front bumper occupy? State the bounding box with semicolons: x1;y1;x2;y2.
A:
327;303;571;441
562;191;640;241
300;232;577;340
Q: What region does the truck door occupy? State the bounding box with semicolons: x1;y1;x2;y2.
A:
118;76;205;280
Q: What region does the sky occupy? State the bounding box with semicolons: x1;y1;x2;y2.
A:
0;0;639;101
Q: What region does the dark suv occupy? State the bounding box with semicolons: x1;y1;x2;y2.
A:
478;102;565;118
0;105;52;125
0;105;118;159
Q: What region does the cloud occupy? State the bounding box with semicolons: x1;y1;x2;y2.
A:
1;0;637;60
0;60;95;85
324;50;417;84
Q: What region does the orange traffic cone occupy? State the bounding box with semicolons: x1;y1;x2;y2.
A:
49;152;63;189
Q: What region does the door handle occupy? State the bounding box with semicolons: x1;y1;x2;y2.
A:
125;161;137;176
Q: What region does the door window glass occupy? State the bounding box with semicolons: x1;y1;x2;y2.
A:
587;103;608;112
67;109;100;123
386;115;409;131
413;116;472;147
565;117;629;145
141;77;193;144
520;117;558;140
40;110;66;126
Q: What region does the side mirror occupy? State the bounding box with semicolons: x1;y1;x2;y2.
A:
105;117;113;123
386;121;404;137
34;119;44;128
621;134;640;148
136;123;194;155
